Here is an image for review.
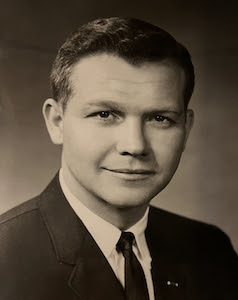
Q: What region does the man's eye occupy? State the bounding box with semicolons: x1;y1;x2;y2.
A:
88;110;119;121
154;115;170;122
148;114;175;128
97;111;110;118
88;111;112;118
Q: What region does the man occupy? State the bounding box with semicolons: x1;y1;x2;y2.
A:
0;17;237;300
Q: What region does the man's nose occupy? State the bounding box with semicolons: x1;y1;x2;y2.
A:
115;119;149;157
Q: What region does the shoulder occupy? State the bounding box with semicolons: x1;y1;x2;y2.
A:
149;204;225;236
0;174;60;252
0;184;60;268
0;196;48;249
148;206;238;297
148;205;238;260
0;173;59;229
0;197;40;224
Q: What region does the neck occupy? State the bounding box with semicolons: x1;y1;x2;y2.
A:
94;203;149;230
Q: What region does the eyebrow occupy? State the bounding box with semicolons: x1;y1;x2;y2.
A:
81;100;184;116
82;101;124;111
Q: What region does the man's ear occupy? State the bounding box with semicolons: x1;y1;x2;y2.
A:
183;109;194;151
42;98;64;145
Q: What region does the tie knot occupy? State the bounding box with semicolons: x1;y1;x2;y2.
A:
116;232;135;257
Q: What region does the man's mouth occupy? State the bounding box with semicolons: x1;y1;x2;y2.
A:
102;168;155;180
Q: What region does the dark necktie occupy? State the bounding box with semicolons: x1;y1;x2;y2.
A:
116;231;149;300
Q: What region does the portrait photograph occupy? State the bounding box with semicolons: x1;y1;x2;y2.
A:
0;1;237;299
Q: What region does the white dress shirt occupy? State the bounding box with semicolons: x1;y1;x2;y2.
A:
59;170;155;300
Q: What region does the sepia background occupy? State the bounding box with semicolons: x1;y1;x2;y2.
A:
0;0;238;251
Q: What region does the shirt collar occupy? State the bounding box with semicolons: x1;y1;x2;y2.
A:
126;209;151;265
59;169;151;264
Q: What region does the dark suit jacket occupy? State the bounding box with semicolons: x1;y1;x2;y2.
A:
0;174;238;300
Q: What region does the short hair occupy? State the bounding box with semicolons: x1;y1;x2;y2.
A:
50;17;194;110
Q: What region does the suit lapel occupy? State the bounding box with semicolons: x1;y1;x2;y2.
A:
69;228;125;300
146;207;187;300
38;174;126;300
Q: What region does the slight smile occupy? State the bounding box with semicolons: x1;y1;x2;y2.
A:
102;168;156;181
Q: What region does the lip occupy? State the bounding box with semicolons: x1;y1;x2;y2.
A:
105;168;155;174
102;168;155;181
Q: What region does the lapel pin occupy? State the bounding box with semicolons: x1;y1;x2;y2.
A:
167;280;179;287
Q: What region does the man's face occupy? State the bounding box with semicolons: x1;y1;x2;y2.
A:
59;54;193;210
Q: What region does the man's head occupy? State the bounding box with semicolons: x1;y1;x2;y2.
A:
50;17;194;111
43;17;194;227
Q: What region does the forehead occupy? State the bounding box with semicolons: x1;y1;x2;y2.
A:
69;53;185;110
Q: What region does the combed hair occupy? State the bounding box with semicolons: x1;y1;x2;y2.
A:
50;17;194;110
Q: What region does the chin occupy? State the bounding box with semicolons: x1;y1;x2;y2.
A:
102;181;167;207
103;192;154;209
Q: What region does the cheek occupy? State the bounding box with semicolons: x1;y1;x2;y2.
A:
151;129;186;164
63;122;114;164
